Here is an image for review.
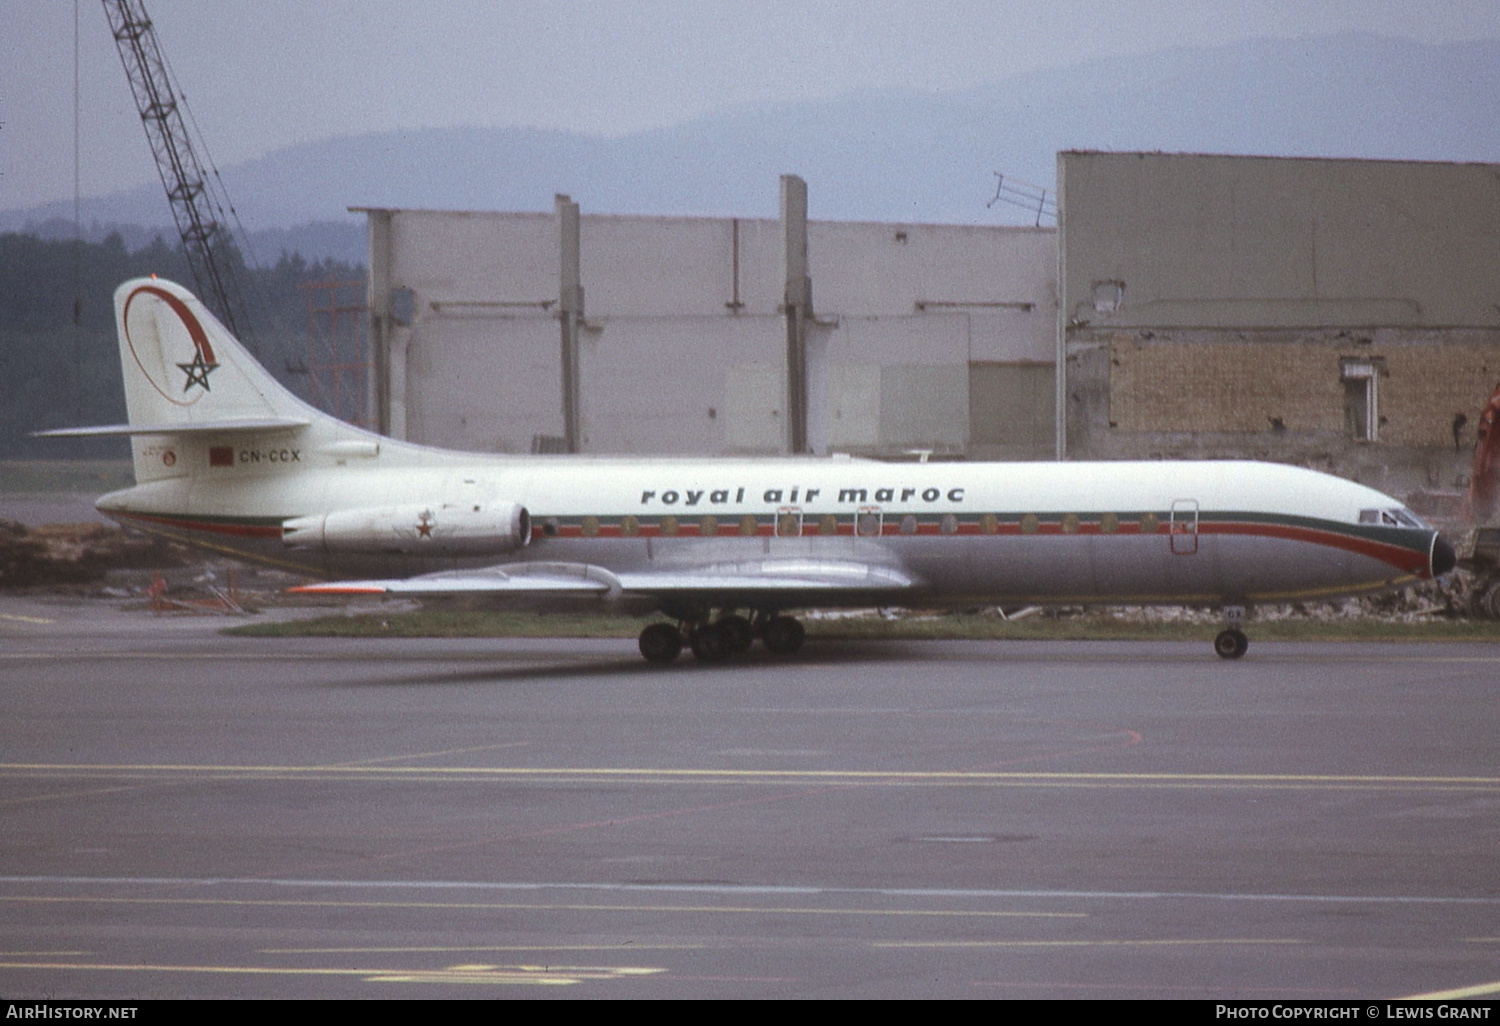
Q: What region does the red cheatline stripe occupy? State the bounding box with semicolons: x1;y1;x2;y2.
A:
114;511;282;539
542;515;1428;574
1197;521;1428;575
127;284;215;362
122;509;1431;578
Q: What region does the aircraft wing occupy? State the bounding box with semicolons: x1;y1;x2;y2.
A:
288;559;913;599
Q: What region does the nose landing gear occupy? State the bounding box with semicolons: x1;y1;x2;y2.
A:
1213;604;1249;659
1213;628;1249;660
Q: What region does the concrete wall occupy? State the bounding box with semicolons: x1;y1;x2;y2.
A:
1059;152;1500;331
1058;152;1500;492
362;205;1057;459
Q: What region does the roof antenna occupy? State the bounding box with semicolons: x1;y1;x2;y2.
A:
987;172;1057;227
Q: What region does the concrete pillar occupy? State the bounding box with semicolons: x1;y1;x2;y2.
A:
781;174;811;454
365;208;396;438
557;194;583;453
1053;153;1068;460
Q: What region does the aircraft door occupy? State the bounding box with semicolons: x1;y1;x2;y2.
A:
776;506;804;538
1170;499;1199;555
855;505;883;537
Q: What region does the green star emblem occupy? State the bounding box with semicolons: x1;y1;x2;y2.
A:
177;350;218;392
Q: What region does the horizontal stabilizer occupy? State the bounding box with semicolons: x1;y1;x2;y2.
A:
36;417;310;438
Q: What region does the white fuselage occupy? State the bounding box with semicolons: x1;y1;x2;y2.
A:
98;443;1444;608
67;277;1449;633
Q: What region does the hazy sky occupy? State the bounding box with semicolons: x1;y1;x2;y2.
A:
5;0;1500;212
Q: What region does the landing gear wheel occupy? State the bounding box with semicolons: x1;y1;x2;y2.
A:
689;622;732;663
639;623;683;664
1213;628;1249;660
762;615;806;655
717;614;755;654
1471;578;1500;621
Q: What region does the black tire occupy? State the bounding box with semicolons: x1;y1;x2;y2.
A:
717;615;754;654
639;623;683;664
1473;579;1500;621
1213;628;1249;660
762;615;806;655
690;622;732;663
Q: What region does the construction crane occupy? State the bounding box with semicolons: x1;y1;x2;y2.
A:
101;0;251;341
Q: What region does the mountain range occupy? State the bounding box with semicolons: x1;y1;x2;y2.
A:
5;32;1498;265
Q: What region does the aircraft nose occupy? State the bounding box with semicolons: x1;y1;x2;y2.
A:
1430;533;1458;577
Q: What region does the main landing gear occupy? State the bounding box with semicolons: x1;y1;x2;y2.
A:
1213;604;1249;660
637;611;806;665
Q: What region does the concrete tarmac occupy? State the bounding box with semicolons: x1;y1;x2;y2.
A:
2;592;1499;999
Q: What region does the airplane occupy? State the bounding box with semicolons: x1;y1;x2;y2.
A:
43;277;1456;663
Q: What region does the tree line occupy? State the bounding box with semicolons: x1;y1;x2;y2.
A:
0;231;363;460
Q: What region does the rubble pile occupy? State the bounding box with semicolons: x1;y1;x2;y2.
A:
0;518;194;588
1072;574;1477;624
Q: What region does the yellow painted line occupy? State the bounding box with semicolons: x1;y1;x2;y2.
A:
0;613;54;624
0;950;90;956
874;938;1302;949
3;894;1080;919
0;650;606;663
332;741;531;767
3;648;1498;665
266;944;701;955
0;782;168;809
369;964;663;986
1404;978;1500;1000
1;762;1496;791
0;959;661;987
0;651;391;662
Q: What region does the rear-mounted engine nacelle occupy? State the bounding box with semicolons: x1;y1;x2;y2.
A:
282;501;531;555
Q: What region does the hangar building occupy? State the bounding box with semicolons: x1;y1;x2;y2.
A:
1057;151;1500;494
355;154;1500;497
356;178;1057;462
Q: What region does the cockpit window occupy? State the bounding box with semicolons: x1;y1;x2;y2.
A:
1358;507;1427;528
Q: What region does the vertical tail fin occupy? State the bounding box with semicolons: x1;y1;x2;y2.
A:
40;278;387;486
111;278;326;482
114;278;305;430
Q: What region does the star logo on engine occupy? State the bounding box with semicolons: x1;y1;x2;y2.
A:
415;510;435;538
177;349;218;393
